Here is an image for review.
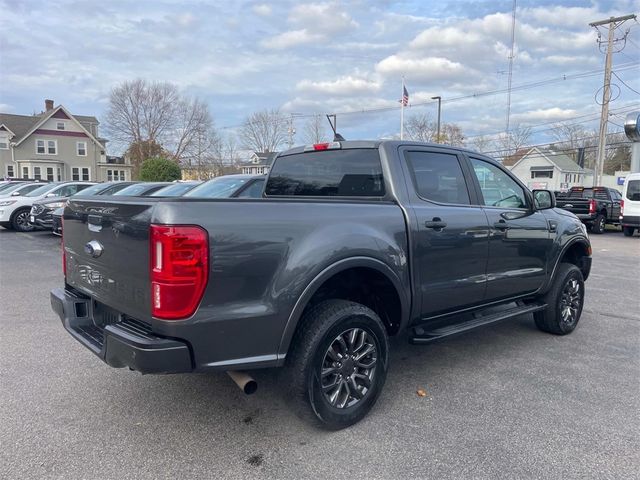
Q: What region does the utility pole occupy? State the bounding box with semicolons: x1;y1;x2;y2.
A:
431;96;442;143
589;14;636;186
505;0;517;156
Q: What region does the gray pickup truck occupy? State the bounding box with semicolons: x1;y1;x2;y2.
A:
51;141;592;429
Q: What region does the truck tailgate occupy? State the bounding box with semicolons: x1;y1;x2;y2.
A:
556;198;590;215
63;198;156;321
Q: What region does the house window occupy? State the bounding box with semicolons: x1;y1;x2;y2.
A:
36;139;46;154
22;166;29;178
531;170;553;179
57;167;62;181
107;169;126;181
6;165;14;178
0;135;8;149
33;166;42;180
56;122;65;130
77;141;87;156
72;167;79;181
81;167;90;181
47;140;57;155
46;167;54;181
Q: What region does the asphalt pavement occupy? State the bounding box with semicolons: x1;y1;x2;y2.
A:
0;228;638;479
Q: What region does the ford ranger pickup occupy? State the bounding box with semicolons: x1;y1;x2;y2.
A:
51;140;592;429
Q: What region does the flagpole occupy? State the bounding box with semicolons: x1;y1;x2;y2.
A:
400;77;405;140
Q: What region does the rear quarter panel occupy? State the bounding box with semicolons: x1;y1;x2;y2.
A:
150;198;410;369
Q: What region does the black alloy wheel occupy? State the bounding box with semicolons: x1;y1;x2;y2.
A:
12;209;34;232
320;327;378;409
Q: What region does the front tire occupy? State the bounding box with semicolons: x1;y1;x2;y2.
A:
623;226;635;237
592;214;606;234
284;299;389;430
11;208;34;232
534;263;584;335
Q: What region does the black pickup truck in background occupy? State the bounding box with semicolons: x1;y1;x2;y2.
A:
556;186;623;233
51;141;592;429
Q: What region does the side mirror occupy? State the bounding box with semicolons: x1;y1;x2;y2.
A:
533;189;555;210
45;192;58;198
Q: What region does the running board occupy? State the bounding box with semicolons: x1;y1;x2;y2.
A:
409;303;547;345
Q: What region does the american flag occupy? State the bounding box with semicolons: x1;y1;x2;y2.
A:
401;85;409;106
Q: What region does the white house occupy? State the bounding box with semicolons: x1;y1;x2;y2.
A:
508;147;585;192
0;99;132;182
240;151;278;175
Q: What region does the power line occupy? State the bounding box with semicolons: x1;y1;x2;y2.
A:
463;103;640;140
612;70;640;95
217;62;638;131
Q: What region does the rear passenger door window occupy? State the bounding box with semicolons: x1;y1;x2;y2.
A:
469;158;527;209
405;151;470;205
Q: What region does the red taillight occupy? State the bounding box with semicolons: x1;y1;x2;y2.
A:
150;224;209;320
588;199;596;214
304;141;342;152
620;199;624;216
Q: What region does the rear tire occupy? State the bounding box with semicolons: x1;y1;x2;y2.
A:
534;263;584;335
10;208;34;232
591;214;606;234
283;299;389;430
623;226;635;237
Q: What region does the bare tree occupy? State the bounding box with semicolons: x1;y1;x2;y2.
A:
550;123;591;151
105;79;216;176
441;124;465;146
405;113;436;142
239;109;288;153
170;98;215;164
303;115;328;144
468;135;493;153
221;133;241;168
497;126;532;158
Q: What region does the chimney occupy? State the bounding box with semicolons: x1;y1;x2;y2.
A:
45;99;54;112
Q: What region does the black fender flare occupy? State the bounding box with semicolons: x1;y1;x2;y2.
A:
277;256;410;357
542;237;591;293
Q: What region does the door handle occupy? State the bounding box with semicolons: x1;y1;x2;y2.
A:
493;219;509;230
425;218;447;230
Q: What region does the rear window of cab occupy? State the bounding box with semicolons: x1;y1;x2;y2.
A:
265;149;385;197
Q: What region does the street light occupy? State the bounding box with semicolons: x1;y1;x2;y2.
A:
431;96;441;143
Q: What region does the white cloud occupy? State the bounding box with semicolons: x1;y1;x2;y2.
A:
261;2;358;50
288;3;358;34
511;108;579;124
261;29;324;49
252;4;272;17
375;55;470;81
296;76;381;96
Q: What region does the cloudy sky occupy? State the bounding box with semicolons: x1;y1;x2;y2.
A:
1;0;639;153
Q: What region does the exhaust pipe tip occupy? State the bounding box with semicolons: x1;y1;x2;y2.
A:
227;370;257;395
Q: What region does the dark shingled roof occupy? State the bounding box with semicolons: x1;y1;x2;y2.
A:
0;110;99;142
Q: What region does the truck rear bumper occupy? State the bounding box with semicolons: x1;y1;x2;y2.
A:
621;215;640;227
50;287;193;374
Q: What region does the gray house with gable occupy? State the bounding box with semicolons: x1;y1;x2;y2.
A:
0;99;131;182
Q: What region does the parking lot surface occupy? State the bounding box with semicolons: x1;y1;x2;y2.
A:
1;229;638;479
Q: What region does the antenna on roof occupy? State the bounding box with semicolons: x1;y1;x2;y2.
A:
326;114;346;142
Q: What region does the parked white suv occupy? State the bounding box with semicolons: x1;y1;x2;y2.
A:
0;182;46;198
621;172;640;237
0;182;94;232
